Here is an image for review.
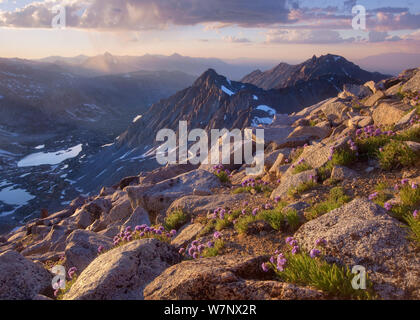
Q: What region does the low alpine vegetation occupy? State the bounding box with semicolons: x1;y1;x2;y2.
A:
291;159;313;174
262;238;375;299
306;187;351;220
164;209;189;231
212;164;231;183
288;176;317;199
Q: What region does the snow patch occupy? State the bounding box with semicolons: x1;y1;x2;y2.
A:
133;115;143;123
256;105;276;116
221;85;235;96
17;144;83;167
0;183;35;206
34;144;45;150
253;95;259;101
251;117;274;127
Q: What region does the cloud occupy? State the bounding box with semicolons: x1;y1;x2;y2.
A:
265;29;353;44
223;36;251;43
368;31;402;42
0;0;293;30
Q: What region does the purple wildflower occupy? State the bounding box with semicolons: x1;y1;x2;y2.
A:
369;192;378;201
213;231;221;239
179;248;185;254
413;210;418;219
292;246;300;255
309;249;321;258
261;262;269;272
97;245;104;254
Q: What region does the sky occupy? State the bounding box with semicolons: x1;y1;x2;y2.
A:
0;0;420;64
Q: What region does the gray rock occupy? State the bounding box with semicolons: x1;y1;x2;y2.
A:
0;250;52;300
294;198;420;299
285;136;350;175
342;84;372;98
63;239;180;300
167;193;247;222
287;125;331;141
372;101;410;126
144;254;324;300
364;90;386;107
121;206;151;231
320;99;350;125
330;165;358;181
405;141;420;152
64;230;113;273
126;170;221;222
101;194;133;226
395;109;417;130
270;169;317;200
401;68;420;92
171;223;205;248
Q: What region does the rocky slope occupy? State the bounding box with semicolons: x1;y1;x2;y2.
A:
0;66;419;301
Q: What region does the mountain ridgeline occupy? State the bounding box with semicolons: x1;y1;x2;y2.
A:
241;54;388;90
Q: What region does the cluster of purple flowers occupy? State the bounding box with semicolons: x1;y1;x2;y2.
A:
112;225;176;246
291;158;306;169
241;178;269;188
384;201;395;211
347;139;358;152
212;164;231;176
368;192;378;201
356;125;395;139
286;237;299;255
210;207;233;220
181;232;221;259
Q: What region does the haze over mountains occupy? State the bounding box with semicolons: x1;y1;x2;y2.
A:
0;53;390;233
38;52;273;80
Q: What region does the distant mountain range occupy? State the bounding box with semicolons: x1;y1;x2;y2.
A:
354;53;420;76
241;54;389;90
38;52;272;80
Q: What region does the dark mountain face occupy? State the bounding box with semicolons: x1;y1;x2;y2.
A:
241;54;390;90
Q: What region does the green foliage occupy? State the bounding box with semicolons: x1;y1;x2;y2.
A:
405;214;420;248
306;187;351;220
198;220;216;237
292;162;313;174
234;215;257;234
284;208;301;231
377;140;417;170
258;209;285;231
288;180;317;199
330;148;357;167
317;165;331;182
271;253;374;299
399;184;420;207
395;126;420;143
164;210;188;231
202;239;225;257
215;171;230;183
356;135;391;159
